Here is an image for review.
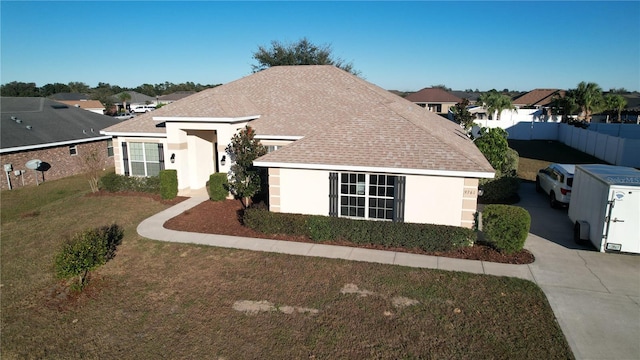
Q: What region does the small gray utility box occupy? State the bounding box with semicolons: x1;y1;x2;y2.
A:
568;164;640;254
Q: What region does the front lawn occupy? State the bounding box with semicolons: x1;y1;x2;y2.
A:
1;174;573;359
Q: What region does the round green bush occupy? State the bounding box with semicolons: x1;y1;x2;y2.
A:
208;173;229;201
482;205;530;254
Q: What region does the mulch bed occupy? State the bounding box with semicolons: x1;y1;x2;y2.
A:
162;198;535;265
87;192;534;264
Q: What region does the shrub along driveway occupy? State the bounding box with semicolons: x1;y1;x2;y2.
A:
518;182;640;360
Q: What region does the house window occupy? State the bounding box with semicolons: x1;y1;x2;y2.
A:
129;142;161;176
69;145;78;156
107;139;114;157
266;145;280;153
428;104;442;113
337;173;403;221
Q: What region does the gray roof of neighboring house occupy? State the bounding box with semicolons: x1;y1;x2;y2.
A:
111;91;156;104
103;65;494;175
1;97;119;152
158;91;196;101
450;91;482;102
50;92;90;101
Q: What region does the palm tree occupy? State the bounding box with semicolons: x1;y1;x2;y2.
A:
118;92;132;114
571;82;603;122
603;94;627;122
549;93;578;122
476;91;516;120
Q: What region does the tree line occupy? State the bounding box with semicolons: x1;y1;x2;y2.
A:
0;80;220;99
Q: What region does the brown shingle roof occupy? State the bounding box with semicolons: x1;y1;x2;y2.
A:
404;88;462;103
103;65;493;175
512;89;565;107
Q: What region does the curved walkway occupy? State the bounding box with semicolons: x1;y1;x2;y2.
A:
137;184;640;360
137;196;536;281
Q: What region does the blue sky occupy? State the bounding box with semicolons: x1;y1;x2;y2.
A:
1;1;639;92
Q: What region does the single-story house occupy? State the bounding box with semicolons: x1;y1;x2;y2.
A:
101;65;494;228
111;91;158;113
404;88;462;115
0;97;119;190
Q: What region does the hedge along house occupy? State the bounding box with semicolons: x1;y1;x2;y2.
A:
1;97;120;190
101;66;494;228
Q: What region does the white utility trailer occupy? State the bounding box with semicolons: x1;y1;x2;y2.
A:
569;164;640;254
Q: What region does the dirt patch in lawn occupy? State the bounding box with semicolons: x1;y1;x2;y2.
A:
164;199;535;264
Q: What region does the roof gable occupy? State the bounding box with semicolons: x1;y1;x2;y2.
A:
405;88;462;103
512;89;564;107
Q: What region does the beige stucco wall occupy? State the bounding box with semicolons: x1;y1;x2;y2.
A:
272;168;329;216
270;168;480;227
404;175;465;226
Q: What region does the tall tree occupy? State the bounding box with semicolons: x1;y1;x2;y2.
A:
226;126;268;208
450;98;476;131
603;93;627;123
474;127;509;173
570;81;603;122
0;81;40;97
40;83;71;97
67;81;90;93
476;90;516;120
549;93;578;122
251;37;359;75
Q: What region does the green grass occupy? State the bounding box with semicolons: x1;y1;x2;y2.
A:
1;174;574;359
509;140;606;182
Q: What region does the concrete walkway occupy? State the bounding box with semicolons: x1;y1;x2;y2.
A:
137;196;536;281
137;183;640;360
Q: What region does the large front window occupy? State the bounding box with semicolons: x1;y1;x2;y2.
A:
340;173;397;220
129;142;160;176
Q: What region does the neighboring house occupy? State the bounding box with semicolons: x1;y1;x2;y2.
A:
458;89;565;133
102;66;494;228
404;88;462;115
111;91;157;112
55;99;106;114
0;97;119;190
157;91;196;105
512;88;564;109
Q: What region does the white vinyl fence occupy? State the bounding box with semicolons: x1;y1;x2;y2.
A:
497;122;640;168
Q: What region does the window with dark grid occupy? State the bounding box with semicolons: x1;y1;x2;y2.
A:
368;174;396;220
340;173;366;218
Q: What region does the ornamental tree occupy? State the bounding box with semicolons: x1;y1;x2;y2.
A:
226;126;267;208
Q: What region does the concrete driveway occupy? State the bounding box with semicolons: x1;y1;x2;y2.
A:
518;182;640;360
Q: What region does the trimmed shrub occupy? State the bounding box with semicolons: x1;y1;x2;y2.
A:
479;176;520;204
54;224;124;290
244;208;476;252
242;207;308;236
208;173;229;201
99;172;124;192
160;170;178;199
99;172;161;194
482;205;530;254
